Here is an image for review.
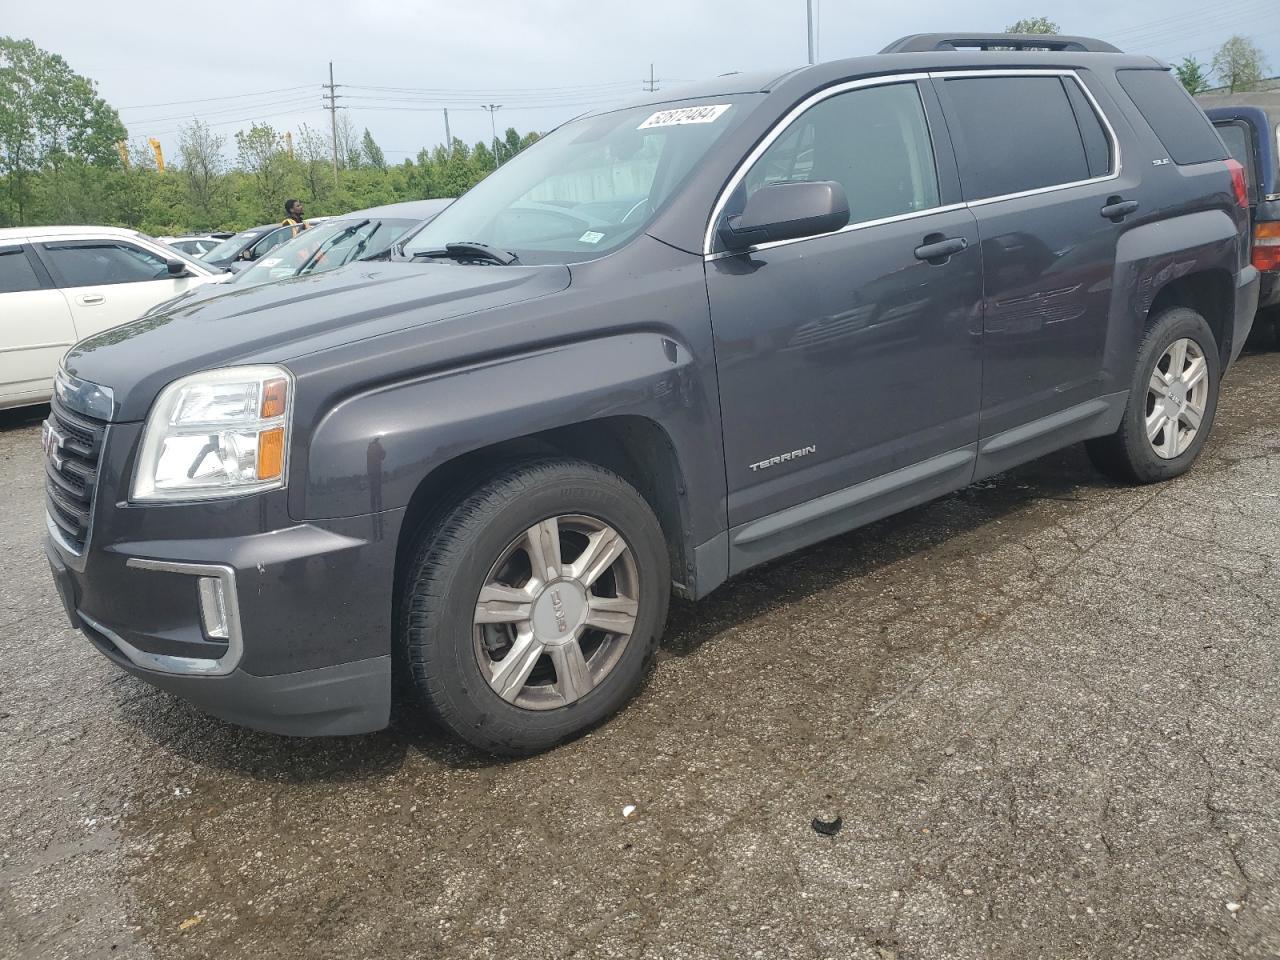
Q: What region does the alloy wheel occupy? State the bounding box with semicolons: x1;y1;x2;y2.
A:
1146;337;1209;460
472;515;640;710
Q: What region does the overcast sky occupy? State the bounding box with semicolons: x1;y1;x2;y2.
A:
6;0;1278;162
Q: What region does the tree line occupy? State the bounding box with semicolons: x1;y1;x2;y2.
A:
0;36;539;235
1005;17;1272;96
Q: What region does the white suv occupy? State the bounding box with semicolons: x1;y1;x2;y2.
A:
0;226;220;410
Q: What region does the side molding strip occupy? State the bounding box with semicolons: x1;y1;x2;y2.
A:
732;446;977;547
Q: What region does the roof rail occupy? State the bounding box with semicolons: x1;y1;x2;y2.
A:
880;33;1121;54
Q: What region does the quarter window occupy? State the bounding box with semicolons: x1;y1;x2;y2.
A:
0;247;42;294
1116;69;1227;166
42;241;171;287
939;75;1105;201
737;82;941;230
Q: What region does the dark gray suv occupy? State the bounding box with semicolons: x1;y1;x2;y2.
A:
45;35;1260;754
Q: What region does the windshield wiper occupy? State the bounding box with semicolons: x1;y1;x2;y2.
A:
410;241;520;265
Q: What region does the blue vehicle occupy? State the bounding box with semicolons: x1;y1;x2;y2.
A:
1203;96;1280;327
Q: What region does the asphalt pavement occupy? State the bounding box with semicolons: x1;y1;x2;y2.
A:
2;346;1279;960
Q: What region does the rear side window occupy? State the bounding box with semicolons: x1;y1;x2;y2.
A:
1063;80;1112;178
0;247;43;294
42;241;170;287
938;75;1103;201
1116;69;1227;165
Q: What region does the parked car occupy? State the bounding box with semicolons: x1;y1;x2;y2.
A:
1201;95;1280;330
0;226;220;409
230;199;452;286
145;200;454;317
158;233;234;258
46;35;1258;754
199;220;327;270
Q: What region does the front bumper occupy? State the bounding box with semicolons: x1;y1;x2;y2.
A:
46;509;401;737
1232;265;1261;365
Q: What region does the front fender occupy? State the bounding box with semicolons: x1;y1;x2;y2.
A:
295;331;715;528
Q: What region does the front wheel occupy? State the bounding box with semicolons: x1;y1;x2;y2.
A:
399;459;670;755
1086;306;1220;484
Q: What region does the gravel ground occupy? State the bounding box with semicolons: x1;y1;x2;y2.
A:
2;347;1279;960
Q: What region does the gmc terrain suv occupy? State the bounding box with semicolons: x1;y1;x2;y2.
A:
44;34;1259;754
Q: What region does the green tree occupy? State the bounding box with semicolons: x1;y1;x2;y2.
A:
361;128;386;171
0;36;126;224
1213;35;1268;93
1174;57;1211;95
296;122;333;203
177;119;226;230
234;123;297;222
1005;17;1059;34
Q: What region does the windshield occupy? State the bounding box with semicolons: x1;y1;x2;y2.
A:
201;230;264;262
401;97;752;264
235;217;418;286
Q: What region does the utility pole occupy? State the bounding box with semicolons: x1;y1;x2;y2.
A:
643;63;660;93
442;108;452;156
806;0;815;64
323;62;342;187
481;104;502;169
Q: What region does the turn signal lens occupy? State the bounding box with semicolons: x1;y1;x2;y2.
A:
257;428;285;480
260;378;288;418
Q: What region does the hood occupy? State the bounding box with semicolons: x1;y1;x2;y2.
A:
64;260;572;422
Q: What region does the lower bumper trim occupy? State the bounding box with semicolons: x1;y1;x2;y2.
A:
104;652;393;737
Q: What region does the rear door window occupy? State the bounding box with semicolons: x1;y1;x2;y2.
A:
41;241;170;287
937;75;1102;201
1116;69;1227;165
0;246;43;294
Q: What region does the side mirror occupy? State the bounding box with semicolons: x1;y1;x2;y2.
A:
719;180;850;251
165;259;191;278
227;261;249;275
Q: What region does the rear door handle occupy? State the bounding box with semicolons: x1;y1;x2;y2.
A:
1100;198;1139;222
914;235;968;264
76;294;105;306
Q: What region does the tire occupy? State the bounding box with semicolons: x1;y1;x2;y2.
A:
1086;306;1220;484
399;458;670;755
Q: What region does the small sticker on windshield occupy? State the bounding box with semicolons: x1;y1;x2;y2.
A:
638;104;731;129
578;231;605;244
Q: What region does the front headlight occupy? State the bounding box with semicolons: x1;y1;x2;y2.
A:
132;365;293;502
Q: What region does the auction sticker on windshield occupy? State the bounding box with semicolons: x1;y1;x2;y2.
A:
638;104;731;129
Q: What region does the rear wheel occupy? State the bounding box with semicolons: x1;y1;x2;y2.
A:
1086;307;1220;483
399;459;670;755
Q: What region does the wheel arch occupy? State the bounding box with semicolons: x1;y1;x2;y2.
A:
1112;209;1242;371
392;415;696;607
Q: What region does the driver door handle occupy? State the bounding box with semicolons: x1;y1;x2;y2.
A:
76;294;105;306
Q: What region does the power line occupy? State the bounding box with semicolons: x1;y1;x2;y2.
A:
1106;0;1272;41
127;95;320;126
118;85;314;111
345;80;638;95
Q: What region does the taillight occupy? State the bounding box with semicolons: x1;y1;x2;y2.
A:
1254;221;1280;272
1225;158;1249;209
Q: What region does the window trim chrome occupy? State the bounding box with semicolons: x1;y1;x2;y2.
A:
702;68;1123;259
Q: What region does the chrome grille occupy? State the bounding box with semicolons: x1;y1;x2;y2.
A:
43;397;106;554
